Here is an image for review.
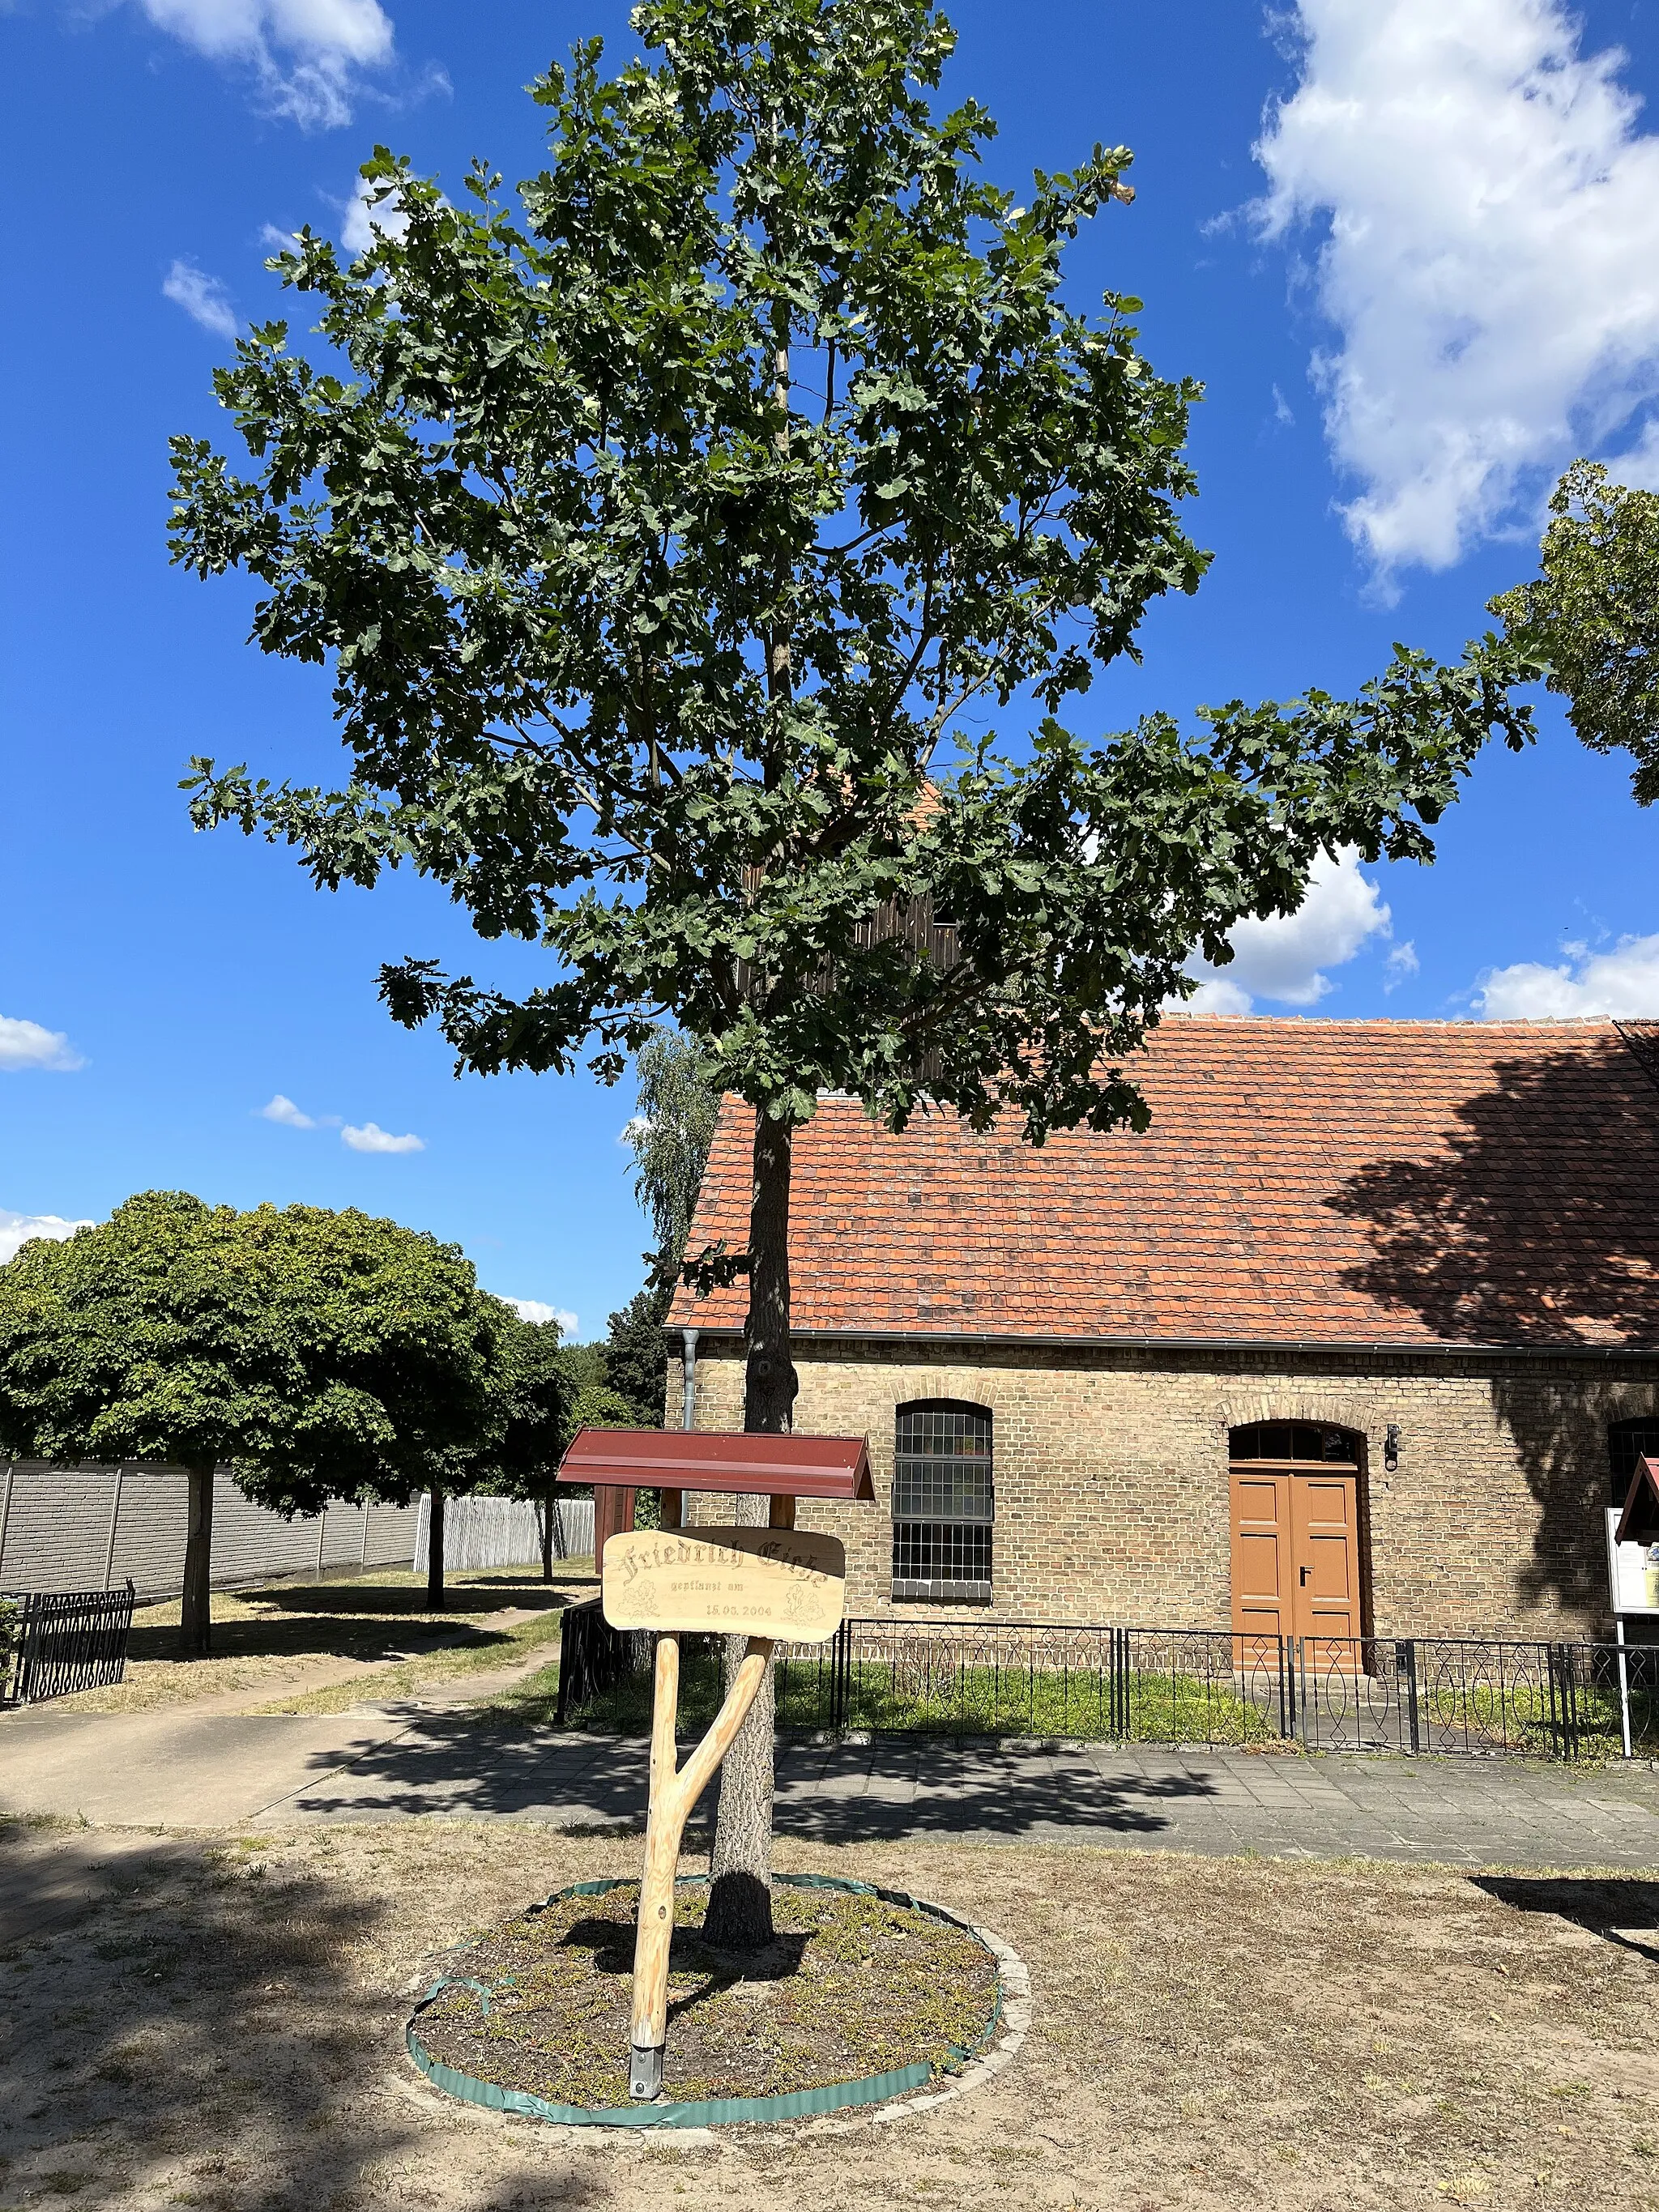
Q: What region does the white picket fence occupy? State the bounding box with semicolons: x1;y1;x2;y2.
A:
412;1492;594;1575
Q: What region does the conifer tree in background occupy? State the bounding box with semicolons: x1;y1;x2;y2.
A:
170;0;1534;1943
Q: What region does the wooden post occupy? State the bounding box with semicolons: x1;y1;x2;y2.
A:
593;1485;637;1570
628;1631;774;2100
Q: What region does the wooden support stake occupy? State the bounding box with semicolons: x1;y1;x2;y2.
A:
628;1630;775;2100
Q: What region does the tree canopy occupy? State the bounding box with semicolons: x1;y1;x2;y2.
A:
1491;458;1659;806
628;1029;722;1287
0;1191;502;1648
0;1191;497;1503
167;0;1537;1940
169;0;1532;1161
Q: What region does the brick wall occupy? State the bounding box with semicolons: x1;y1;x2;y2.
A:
675;1338;1658;1637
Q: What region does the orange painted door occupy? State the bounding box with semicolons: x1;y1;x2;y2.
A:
1290;1474;1361;1660
1230;1468;1362;1664
1229;1471;1292;1648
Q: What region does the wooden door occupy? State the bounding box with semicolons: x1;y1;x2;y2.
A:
1229;1465;1361;1663
1229;1471;1292;1646
1291;1475;1362;1660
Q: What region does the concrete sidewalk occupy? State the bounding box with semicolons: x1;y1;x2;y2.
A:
7;1700;1659;1866
0;1706;418;1826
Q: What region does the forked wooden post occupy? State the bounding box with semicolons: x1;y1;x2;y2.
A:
628;1631;774;2100
566;1428;872;2102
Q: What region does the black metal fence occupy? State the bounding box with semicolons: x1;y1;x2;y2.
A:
1;1583;136;1706
553;1600;1659;1761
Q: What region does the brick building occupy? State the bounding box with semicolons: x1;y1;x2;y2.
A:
667;1018;1659;1639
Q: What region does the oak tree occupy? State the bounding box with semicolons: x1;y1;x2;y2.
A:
1491;458;1659;805
169;0;1532;1939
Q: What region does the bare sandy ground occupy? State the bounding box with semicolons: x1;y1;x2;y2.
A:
3;1818;1657;2211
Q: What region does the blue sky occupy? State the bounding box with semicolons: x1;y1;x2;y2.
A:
4;0;1659;1333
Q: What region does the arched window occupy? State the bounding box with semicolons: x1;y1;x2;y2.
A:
1229;1422;1361;1465
1609;1417;1659;1507
891;1400;993;1604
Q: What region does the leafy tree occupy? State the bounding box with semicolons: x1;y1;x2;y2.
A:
0;1192;500;1653
168;0;1532;1941
467;1303;569;1580
629;1029;722;1285
602;1287;676;1428
568;1380;641;1435
1490;458;1659;805
556;1339;609;1432
600;1028;723;1430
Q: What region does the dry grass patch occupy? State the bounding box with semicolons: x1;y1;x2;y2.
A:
415;1877;998;2108
44;1567;594;1715
1;1822;1656;2210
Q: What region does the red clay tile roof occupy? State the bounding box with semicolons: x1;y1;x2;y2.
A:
668;1018;1659;1350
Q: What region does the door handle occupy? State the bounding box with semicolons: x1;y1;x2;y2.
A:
1299;1567;1311;1586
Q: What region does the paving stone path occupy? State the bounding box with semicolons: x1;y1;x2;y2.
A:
7;1698;1659;1869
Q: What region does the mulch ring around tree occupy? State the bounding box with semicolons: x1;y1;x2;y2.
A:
409;1873;1003;2118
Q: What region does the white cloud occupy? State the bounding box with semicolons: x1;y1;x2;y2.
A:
1475;931;1659;1018
0;1210;94;1267
502;1298;578;1332
257;1093;317;1127
340;1120;424;1153
339;174;412;256
1256;1;1659;576
135;0;394;129
1384;940;1420;993
0;1016;85;1072
162;258;238;339
1179;848;1392;1015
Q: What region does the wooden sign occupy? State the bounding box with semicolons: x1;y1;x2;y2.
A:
602;1525;847;1642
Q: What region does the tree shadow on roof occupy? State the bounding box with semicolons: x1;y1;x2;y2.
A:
1326;1036;1659;1615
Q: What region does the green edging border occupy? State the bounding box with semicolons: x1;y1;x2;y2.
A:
406;1871;1005;2130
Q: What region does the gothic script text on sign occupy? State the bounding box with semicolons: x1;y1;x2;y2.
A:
601;1525;847;1641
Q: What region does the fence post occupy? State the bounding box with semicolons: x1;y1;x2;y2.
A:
1402;1639;1422;1755
831;1617;851;1733
555;1606;576;1726
1296;1638;1311;1750
15;1594;41;1706
1551;1643;1579;1762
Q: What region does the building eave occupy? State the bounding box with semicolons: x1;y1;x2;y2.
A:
666;1322;1659;1364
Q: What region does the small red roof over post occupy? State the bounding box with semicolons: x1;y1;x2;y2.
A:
557;1427;875;1502
1616;1455;1659;1545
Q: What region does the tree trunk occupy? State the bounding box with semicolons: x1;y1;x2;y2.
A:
180;1464;215;1659
426;1485;446;1611
704;1111;795;1954
540;1488;556;1582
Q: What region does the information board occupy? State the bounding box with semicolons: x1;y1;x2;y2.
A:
601;1524;847;1641
1606;1507;1659;1617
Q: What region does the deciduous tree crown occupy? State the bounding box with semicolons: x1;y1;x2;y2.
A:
169;0;1534;1153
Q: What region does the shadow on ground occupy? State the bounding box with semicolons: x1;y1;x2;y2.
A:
266;1725;1213;1842
0;1822;612;2212
1472;1873;1659;1965
121;1573;595;1672
238;1571;590;1618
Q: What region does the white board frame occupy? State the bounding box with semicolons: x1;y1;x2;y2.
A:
1606;1507;1659;1619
